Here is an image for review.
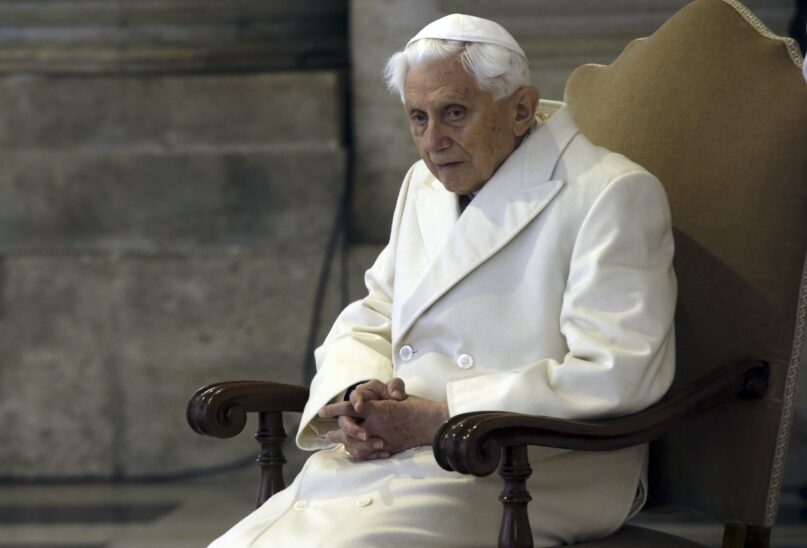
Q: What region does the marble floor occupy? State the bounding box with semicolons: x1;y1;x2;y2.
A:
0;463;804;548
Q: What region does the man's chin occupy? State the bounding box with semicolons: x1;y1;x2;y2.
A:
439;178;481;195
438;179;465;194
425;164;481;194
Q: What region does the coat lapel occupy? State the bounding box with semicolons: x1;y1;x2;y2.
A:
413;175;460;264
393;106;581;345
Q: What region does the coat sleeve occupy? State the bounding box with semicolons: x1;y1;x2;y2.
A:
445;171;677;420
296;164;417;450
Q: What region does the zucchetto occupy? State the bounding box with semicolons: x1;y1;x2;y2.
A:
406;13;526;58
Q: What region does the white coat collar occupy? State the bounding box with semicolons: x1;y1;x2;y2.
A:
393;105;580;345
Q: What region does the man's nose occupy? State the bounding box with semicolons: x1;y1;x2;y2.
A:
423;121;450;151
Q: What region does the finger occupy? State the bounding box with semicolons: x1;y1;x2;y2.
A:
341;440;373;460
351;385;387;413
387;377;407;400
338;415;368;441
356;379;386;393
325;429;346;445
347;438;385;453
345;445;390;461
350;379;387;412
355;380;387;401
318;401;357;419
366;437;386;451
350;388;365;413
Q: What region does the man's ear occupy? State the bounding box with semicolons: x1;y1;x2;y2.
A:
512;86;540;137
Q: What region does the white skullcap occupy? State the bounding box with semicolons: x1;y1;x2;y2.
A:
406;13;526;58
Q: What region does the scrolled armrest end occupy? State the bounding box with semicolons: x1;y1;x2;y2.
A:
433;412;508;477
187;380;309;439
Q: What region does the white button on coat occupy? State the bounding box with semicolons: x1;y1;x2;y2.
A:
293;500;309;511
457;354;474;369
356;496;373;507
399;345;414;361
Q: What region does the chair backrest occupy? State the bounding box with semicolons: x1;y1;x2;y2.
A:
563;0;806;529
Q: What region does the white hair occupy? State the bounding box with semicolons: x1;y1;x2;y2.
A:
384;38;530;103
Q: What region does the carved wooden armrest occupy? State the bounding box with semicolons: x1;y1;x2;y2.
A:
432;359;769;548
187;380;309;506
187;380;309;438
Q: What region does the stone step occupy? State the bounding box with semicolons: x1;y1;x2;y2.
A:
0;0;348;74
0;71;344;149
0;42;348;75
0;147;346;254
0;0;346;25
0;243;382;477
0;250;329;476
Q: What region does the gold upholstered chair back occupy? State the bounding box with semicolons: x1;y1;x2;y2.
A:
564;0;806;530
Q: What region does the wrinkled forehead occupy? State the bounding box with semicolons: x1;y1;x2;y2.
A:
403;56;488;108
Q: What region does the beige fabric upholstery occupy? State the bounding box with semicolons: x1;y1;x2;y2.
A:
564;0;806;528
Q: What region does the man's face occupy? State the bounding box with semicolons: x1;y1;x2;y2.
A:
404;56;519;195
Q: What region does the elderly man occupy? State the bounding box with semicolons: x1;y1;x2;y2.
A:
211;13;675;547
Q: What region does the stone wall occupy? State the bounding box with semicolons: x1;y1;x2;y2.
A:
0;1;350;478
0;0;347;73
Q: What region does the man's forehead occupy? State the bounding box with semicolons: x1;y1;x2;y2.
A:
404;83;473;110
403;59;481;108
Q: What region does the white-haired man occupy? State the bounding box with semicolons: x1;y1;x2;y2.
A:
211;13;676;547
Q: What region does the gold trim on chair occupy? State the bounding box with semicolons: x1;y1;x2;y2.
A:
767;253;807;526
721;0;804;67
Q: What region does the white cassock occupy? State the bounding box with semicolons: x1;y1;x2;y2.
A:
210;105;677;547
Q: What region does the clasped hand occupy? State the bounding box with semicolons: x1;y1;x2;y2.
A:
318;378;449;460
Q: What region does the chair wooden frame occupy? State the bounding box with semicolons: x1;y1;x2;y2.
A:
187;358;770;548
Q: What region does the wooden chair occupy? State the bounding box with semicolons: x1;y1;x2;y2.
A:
187;0;806;546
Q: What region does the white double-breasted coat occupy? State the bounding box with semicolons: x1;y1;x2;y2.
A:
211;105;676;547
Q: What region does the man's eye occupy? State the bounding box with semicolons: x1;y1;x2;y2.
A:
446;107;465;121
410;112;427;125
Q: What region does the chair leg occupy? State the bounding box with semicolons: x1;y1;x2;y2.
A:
255;411;287;507
722;523;747;548
498;445;533;548
722;523;771;548
744;525;770;548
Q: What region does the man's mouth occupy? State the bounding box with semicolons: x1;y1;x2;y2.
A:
437;161;464;170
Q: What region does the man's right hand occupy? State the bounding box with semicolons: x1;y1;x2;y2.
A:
319;378;407;460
